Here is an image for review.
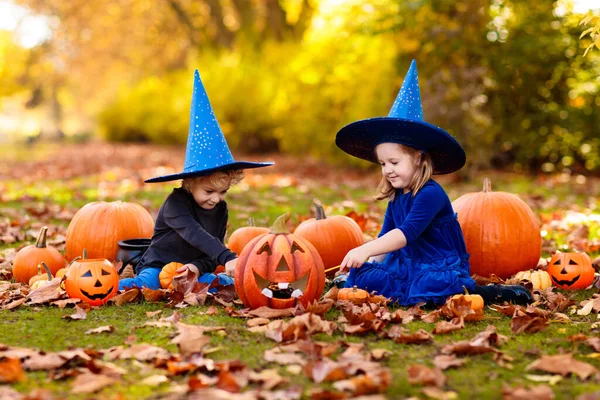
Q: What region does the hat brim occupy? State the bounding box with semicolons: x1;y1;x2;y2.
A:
144;161;274;183
335;117;465;175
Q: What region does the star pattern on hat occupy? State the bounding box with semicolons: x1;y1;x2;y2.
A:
183;71;235;172
388;59;424;121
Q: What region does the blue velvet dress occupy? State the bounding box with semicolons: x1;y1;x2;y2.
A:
346;179;475;306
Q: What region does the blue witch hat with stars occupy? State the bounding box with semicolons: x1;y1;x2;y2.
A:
335;60;465;174
146;70;274;183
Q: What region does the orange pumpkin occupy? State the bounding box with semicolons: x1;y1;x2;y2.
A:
450;293;484;311
158;262;184;289
337;286;369;305
64;250;119;306
227;217;269;256
66;201;154;262
12;226;67;284
547;252;594;290
235;213;325;309
452;178;542;279
294;200;364;276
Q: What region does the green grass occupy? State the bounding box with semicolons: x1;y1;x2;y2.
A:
2;144;600;399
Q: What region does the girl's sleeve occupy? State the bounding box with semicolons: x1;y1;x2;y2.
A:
378;202;395;238
398;185;446;244
163;196;236;266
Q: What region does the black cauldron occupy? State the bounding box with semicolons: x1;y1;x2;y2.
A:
116;238;151;273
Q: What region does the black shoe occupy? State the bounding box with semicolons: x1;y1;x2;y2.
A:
332;274;348;289
489;284;533;305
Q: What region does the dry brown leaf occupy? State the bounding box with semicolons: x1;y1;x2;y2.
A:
62;305;89;320
110;288;141;306
263;347;306;366
71;372;119;394
116;344;172;361
249;306;296;319
142;288;166;302
25;278;62;305
140;374;169;386
370;349;392;361
171;323;212;357
421;387;458;400
433;317;465;335
85;325;115;335
386;326;433;345
407;364;446;387
331;370;391;396
526;354;600;380
248;368;288;390
299;299;334;316
247;317;270;327
146;310;162;318
502;384;555;400
433;355;467;370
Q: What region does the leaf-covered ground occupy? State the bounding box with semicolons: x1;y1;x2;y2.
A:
2;142;600;399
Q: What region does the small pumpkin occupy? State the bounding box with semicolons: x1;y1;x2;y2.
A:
337;286;369;305
512;269;552;290
294;199;365;276
235;213;325;309
450;287;484;311
66;201;154;262
547;252;594;290
227;217;269;256
12;226;67;284
158;262;185;289
64;249;119;306
452;178;542;279
28;262;53;289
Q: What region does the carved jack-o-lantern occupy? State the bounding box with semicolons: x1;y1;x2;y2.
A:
64;250;119;306
234;213;325;309
547;252;594;290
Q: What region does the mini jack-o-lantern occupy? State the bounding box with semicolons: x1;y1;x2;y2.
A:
64;249;119;306
235;213;325;309
547;252;594;290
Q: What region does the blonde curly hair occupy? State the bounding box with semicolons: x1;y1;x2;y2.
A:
181;169;245;192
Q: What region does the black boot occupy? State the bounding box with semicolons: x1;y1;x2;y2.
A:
332;274;348;289
472;284;534;305
489;284;533;305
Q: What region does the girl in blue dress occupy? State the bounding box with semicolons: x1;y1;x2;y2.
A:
334;60;532;306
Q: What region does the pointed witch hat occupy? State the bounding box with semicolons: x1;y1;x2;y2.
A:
335;60;465;174
145;70;274;183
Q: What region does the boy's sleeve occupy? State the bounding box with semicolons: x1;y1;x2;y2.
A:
162;196;236;266
189;257;218;275
378;202;395;238
397;185;446;244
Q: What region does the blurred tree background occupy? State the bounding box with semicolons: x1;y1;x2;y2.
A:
0;0;599;174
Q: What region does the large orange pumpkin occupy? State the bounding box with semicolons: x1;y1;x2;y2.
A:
294;200;364;276
547;252;594;290
227;217;269;255
235;213;325;309
452;178;541;279
64;250;119;306
66;201;154;262
12;226;67;284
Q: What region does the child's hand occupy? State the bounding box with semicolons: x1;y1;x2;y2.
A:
224;258;238;277
340;247;370;270
176;263;200;279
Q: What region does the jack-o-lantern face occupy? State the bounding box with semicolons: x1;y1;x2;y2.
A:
547;252;594;290
64;258;119;306
235;213;325;309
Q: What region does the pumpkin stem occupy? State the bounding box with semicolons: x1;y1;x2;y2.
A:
482;177;492;193
35;226;48;248
313;199;326;220
462;285;469;295
68;256;81;266
40;262;52;280
270;213;291;234
82;249;88;260
247;217;256;227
